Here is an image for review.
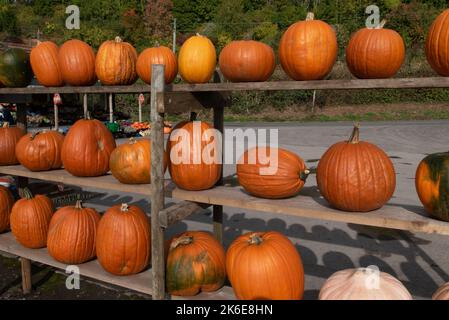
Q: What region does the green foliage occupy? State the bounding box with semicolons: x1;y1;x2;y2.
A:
0;4;19;36
172;0;218;33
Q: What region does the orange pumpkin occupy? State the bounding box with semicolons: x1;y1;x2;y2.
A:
0;186;14;233
167;121;221;191
58;39;96;86
30;41;64;87
433;282;449;300
15;130;64;171
426;9;449;76
219;40;275;82
96;204;150;275
316;124;396;212
226;231;304;300
137;45;177;84
61;119;116;177
47;200;100;264
10;189;54;248
346;21;405;79
95;37;138;85
279;12;337;80
0;122;25;166
178;34;216;83
109;138;167;184
166;231;226;296
237;147;309;199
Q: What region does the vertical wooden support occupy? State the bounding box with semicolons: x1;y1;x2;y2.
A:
109;93;114;123
16;104;31;294
83;94;88;119
213;103;224;244
150;64;166;300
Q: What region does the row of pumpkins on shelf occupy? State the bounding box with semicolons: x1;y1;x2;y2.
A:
3;9;449;88
0;118;448;222
0;188;447;300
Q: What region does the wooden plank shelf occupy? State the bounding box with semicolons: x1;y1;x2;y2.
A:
1;77;449;95
1;165;448;236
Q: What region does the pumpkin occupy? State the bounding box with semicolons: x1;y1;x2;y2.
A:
279;12;337;80
30;41;64;87
16;130;64;172
61;119;116;177
316;124;396;212
109;138;167;184
433;282;449;300
136;45;177;84
319;268;412;300
47;200;100;264
415;152;449;222
96;203;150;275
219;40;275;82
10;189;54;249
58;39;96;86
0;122;26;166
0;48;33;87
167;121;221;191
0;186;14;233
346;20;405;79
178;34;216;83
226;231;304;300
95;37;138;85
426;9;449;76
237;147;309;199
166;231;225;296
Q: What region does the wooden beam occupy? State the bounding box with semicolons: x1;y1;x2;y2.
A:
150;64;166;300
159;201;210;228
21;258;32;294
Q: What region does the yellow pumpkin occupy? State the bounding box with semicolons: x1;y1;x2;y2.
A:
178;34;216;83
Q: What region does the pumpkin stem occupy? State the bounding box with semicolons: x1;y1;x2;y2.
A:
155;41;160;47
19;188;34;200
377;19;387;29
115;36;123;43
129;137;137;144
170;235;193;250
348;122;360;144
75;200;83;209
248;233;263;245
2;122;9;128
196;33;202;37
31;131;41;140
300;169;310;181
306;12;315;21
121;203;129;212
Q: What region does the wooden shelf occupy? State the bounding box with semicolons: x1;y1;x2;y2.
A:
1;77;449;95
0;232;153;296
1;165;448;236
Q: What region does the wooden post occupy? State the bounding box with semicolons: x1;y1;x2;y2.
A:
83;94;88;119
109;93;113;123
150;64;166;300
21;258;32;294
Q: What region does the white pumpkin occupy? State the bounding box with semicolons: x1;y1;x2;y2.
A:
319;268;412;300
433;282;449;300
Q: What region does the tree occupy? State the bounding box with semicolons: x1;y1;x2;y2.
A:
144;0;174;38
172;0;219;33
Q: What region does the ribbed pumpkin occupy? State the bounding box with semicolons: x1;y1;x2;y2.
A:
137;45;177;84
316;124;396;212
16;131;64;172
237;147;309;199
58;39;96;86
0;122;25;166
319;268;412;300
426;9;449;76
433;282;449;300
30;41;64;87
346;20;405;79
226;231;304;300
178;34;216;83
415;152;449;222
167;121;221;191
109;138;167;184
95;37;138;85
96;204;150;275
0;186;14;233
279;12;337;80
10;189;54;249
0;48;33;87
61;119;116;177
166;231;226;296
47;200;100;264
219;40;275;82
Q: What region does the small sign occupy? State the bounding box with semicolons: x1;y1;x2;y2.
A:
138;94;145;105
53;93;62;105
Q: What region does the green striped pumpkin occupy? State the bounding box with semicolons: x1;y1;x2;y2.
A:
0;48;33;88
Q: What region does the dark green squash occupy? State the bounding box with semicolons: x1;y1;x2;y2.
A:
416;152;449;222
0;49;33;88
